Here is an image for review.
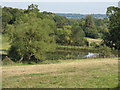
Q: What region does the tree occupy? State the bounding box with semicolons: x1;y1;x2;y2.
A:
53;15;68;28
27;4;39;12
6;13;56;63
2;7;24;33
98;45;111;58
103;6;120;50
85;27;98;39
71;26;88;46
98;26;108;38
85;15;94;28
2;12;12;33
84;15;99;38
55;25;72;44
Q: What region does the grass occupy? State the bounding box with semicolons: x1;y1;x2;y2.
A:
2;58;119;88
85;37;102;44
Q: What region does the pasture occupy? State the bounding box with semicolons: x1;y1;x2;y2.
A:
2;58;118;88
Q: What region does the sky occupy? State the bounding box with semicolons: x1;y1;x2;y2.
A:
1;1;119;14
1;0;120;2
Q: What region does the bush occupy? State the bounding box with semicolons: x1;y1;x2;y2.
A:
72;38;89;46
98;45;112;58
90;42;98;48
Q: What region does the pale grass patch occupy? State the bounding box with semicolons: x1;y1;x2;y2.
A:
86;38;102;44
3;58;118;77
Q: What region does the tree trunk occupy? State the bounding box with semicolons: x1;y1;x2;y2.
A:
18;57;23;63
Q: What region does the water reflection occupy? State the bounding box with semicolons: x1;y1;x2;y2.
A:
85;53;100;58
46;50;100;60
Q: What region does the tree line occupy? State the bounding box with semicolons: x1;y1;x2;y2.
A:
2;4;120;62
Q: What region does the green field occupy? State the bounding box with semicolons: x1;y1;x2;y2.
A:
86;37;102;44
2;58;118;88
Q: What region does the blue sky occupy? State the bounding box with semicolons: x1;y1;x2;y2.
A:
1;2;118;14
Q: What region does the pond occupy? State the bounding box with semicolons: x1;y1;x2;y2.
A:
46;48;118;60
46;50;100;60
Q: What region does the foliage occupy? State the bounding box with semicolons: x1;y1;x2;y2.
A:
85;27;98;39
90;42;98;48
98;45;112;58
2;4;109;40
103;6;120;50
71;26;87;46
53;15;69;28
6;13;56;62
2;7;24;33
84;15;99;38
55;25;72;44
27;4;39;12
97;26;109;38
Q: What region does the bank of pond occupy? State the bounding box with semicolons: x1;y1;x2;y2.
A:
1;45;119;65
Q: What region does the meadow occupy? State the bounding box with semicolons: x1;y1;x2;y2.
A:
2;58;118;88
85;37;102;44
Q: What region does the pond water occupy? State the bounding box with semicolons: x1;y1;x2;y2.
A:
46;50;100;60
46;48;118;60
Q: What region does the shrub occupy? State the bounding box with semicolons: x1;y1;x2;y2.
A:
98;45;112;58
90;42;98;48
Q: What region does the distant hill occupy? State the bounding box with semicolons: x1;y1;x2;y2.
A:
56;13;108;19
